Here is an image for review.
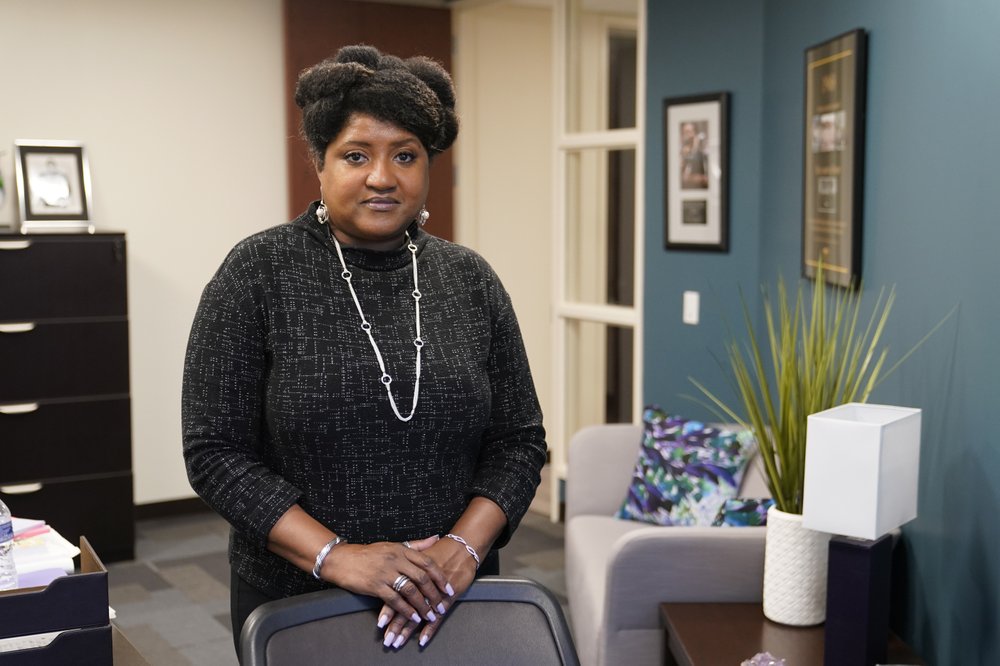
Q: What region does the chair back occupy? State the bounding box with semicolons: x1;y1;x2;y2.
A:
240;575;579;666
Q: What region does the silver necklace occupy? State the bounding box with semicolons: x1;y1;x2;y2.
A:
328;226;423;423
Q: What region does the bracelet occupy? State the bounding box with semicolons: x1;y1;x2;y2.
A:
444;533;481;569
312;536;346;580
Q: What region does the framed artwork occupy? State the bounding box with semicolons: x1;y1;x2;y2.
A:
664;92;729;252
14;140;94;233
802;29;867;287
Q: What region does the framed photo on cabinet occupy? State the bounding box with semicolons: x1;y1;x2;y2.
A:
802;29;867;287
14;140;95;233
663;92;729;252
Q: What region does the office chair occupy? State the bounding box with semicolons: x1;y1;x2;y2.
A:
239;575;579;665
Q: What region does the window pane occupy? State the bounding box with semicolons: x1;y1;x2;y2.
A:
565;148;635;306
565;0;638;133
564;320;634;439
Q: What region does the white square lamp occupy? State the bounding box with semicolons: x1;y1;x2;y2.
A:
802;402;922;666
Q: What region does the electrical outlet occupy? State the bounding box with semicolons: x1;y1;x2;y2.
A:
683;291;700;325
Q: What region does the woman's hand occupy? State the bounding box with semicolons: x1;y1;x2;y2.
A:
320;534;452;637
380;534;480;649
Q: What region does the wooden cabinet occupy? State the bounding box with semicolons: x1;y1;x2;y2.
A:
0;233;134;562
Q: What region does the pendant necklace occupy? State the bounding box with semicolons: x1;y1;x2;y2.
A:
323;208;423;423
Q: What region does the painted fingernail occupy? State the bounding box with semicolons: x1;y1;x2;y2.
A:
420;633;430;647
377;613;389;629
436;602;447;614
445;583;455;596
393;633;405;649
411;612;421;623
383;632;395;647
426;610;437;622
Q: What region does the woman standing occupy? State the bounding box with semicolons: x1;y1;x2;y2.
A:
182;45;546;656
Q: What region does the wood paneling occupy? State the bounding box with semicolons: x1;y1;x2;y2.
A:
283;0;454;241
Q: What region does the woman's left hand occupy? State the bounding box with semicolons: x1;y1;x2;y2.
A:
378;535;479;649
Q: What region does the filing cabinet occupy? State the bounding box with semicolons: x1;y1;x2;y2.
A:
0;232;134;562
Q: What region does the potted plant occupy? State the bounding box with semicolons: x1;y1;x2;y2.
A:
690;266;945;625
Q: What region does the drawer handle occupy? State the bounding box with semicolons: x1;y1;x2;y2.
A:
0;483;44;495
0;403;39;415
0;322;36;334
0;240;32;251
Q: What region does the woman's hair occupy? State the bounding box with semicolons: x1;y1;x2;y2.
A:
294;44;458;167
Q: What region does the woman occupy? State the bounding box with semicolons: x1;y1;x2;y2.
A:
182;45;546;656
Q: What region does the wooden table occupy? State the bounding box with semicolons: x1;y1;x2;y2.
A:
660;603;924;665
113;625;150;665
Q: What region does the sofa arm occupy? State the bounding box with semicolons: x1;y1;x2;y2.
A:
566;424;642;521
604;525;766;632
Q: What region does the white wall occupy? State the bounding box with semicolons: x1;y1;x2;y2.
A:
0;0;287;504
453;2;554;511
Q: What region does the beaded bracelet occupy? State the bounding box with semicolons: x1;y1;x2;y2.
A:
312;536;346;580
444;533;480;569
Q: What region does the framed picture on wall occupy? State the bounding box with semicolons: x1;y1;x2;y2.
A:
802;29;867;287
663;92;729;252
14;140;94;234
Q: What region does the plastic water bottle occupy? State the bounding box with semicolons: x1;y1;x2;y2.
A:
0;498;18;590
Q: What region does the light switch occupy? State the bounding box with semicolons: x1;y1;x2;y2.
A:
683;291;700;325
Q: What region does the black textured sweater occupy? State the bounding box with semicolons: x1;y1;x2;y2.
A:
182;203;546;598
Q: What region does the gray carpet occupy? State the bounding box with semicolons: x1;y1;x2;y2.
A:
107;510;566;665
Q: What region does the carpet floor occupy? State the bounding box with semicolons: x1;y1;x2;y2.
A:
107;510;567;665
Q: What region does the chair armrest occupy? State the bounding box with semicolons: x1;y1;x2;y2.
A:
604;526;766;631
566;424;642;521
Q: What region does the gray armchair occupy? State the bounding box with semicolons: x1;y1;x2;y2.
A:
565;424;771;666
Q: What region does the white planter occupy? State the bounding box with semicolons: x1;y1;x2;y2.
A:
762;505;830;626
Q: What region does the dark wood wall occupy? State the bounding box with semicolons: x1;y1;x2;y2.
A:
283;0;454;240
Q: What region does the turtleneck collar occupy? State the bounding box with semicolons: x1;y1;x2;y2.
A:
297;200;429;272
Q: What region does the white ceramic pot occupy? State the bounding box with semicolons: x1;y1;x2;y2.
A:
762;505;830;626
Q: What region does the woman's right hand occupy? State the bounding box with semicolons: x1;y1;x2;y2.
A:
319;536;452;628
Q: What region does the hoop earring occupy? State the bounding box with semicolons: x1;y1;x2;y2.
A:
317;199;329;224
417;207;430;227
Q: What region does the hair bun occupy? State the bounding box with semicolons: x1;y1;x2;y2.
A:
294;61;373;110
405;57;456;112
333;44;382;69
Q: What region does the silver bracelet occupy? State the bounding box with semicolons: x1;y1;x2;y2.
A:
444;533;480;569
312;536;346;580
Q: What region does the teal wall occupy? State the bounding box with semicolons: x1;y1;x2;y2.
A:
644;0;766;419
645;1;1000;663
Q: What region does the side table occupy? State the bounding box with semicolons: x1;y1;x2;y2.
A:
660;603;924;666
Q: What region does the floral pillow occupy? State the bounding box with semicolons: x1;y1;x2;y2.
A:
616;405;756;526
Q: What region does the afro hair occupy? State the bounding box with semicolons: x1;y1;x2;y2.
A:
294;45;458;167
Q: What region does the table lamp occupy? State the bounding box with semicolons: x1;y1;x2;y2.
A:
802;403;922;666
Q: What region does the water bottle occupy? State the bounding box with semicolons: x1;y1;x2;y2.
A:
0;498;18;590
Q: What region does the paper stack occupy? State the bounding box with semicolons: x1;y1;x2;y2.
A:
10;517;80;587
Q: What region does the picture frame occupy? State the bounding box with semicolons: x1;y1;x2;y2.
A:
14;140;94;233
802;29;867;287
663;92;729;252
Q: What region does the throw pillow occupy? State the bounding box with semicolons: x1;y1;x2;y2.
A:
616;405;755;526
712;498;775;527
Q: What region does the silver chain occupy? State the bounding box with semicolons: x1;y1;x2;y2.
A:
329;231;423;422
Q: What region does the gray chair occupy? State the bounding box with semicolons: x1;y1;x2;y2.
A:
240;575;579;666
565;424;771;666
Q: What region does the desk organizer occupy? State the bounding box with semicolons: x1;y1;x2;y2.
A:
0;537;111;665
